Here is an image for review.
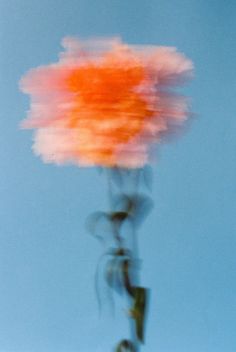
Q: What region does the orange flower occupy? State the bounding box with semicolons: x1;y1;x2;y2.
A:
20;37;193;168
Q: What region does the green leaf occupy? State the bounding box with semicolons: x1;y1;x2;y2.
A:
129;287;148;343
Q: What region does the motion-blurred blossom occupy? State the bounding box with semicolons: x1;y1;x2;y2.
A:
20;37;193;168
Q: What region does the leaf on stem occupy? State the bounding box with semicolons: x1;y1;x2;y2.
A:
129;287;148;343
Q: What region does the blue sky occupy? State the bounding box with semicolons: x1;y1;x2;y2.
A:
0;1;236;351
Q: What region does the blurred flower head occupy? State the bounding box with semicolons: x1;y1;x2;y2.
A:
20;37;193;168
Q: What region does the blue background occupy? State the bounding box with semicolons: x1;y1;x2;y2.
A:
1;1;236;351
